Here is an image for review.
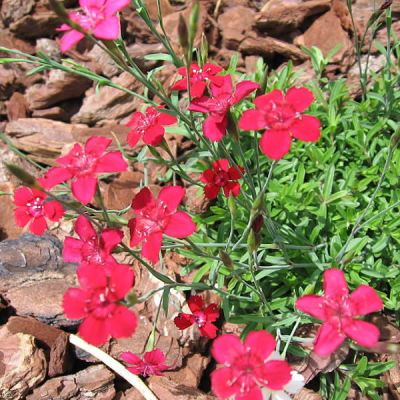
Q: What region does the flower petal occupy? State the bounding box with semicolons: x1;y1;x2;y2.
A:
238;109;266;131
60;30;85;53
291;115;321;142
344;319;380;348
93;16;121;40
132;187;155;211
14;207;31;228
104;0;130;16
174;313;195;330
211;334;244;365
244;331;276;361
121;351;142;365
200;322;218;339
142;232;163;264
63;288;87;319
164;211;196;238
95;152;128;173
143;125;165;146
43;201;64;221
40;167;72;189
79;315;109;345
211;368;237;399
254;90;284;109
75;215;97;241
236;385;263;400
323;269;349;299
157;111;177;126
190;81;207;98
313;322;346;357
127;130;141;147
63;237;84;263
158;186;185;211
71;176;97;205
348;285;383;316
203;115;227;142
188;295;204;313
204;184;220;199
14;187;34;206
29;216;48;235
84;136;112;155
259;360;292;390
205;303;220;322
109;264;135;299
107;306;137;339
285;87;314;112
295;295;326;321
231;80;259;104
77;263;107;290
259;129;292;160
100;229;123;254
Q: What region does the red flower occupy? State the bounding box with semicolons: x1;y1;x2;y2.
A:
126;106;177;148
172;63;223;98
189;75;259;141
128;186;196;264
296;268;383;357
238;87;321;160
174;295;220;339
41;136;128;205
63;263;137;346
200;159;244;199
121;349;170;377
211;331;292;400
13;187;64;235
63;215;123;265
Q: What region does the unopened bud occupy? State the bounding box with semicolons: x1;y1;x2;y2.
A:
188;1;200;48
178;14;189;52
252;214;264;234
219;250;233;269
251;192;265;216
247;230;259;252
200;33;209;66
5;163;41;189
125;291;138;306
228;196;236;217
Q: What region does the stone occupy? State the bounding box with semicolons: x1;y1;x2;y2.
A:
5;118;129;164
5;316;74;377
0;28;35;55
0;331;47;400
36;38;61;61
0;0;35;26
32;106;70;121
26;69;92;110
239;36;307;62
302;10;354;71
26;364;116;400
218;6;255;49
256;0;331;35
184;185;210;214
6;92;29;121
71;72;142;125
0;181;21;240
0;65;17;100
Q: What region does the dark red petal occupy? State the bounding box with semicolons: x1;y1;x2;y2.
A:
29;216;48;235
43;201;64;221
203;115;227;142
199;322;218;339
238;109;266;131
128;218;142;247
210;75;232;97
95;152;128;173
71;176;97;205
228;166;243;180
260;360;292;390
313;322;346;357
254;90;284;109
204;303;220;322
223;182;241;197
203;63;223;75
74;215;96;242
204;184;220;199
190;81;207;98
14;207;32;228
131;187;155;211
84;136;112;156
158;186;185;211
344;320;380;348
296;295;326;321
348;285;383;316
143;348;166;366
164;211;196;238
200;169;215;184
63;288;87;319
174;313;195;330
171;78;187;91
107;306;137;339
188;295;204;313
323;268;349;299
285;87;314;112
231;80;259;104
211;334;244;365
291;115;321;142
244;330;275;360
78;315;109;345
127;130;141;148
213;159;229;172
142;232;163;264
259;129;292;160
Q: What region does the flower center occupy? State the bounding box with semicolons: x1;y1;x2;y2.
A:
229;352;264;394
85;286;118;319
214;171;230;187
323;295;353;331
264;101;298;131
137;111;160;135
26;197;45;218
136;200;171;239
193;311;207;327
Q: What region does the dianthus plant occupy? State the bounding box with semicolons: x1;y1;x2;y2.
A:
2;0;398;399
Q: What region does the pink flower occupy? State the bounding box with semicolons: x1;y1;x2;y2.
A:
121;349;170;377
128;186;196;264
200;159;244;199
14;187;64;235
41;136;128;205
57;0;130;52
211;331;292;400
63;262;137;346
296;268;383;357
172;63;223;98
238;87;321;160
126;106;177;148
63;215;123;265
174;295;220;339
189;75;259;141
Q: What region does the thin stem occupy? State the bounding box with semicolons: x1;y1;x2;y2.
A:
281;317;301;358
69;334;159;400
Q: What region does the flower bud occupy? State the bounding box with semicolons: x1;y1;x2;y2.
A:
251;191;265;216
125;290;138;307
178;14;189;53
5;163;41;189
219;250;233;269
199;33;209;67
252;214;264;234
188;1;200;48
247;230;259;252
228;196;236;218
